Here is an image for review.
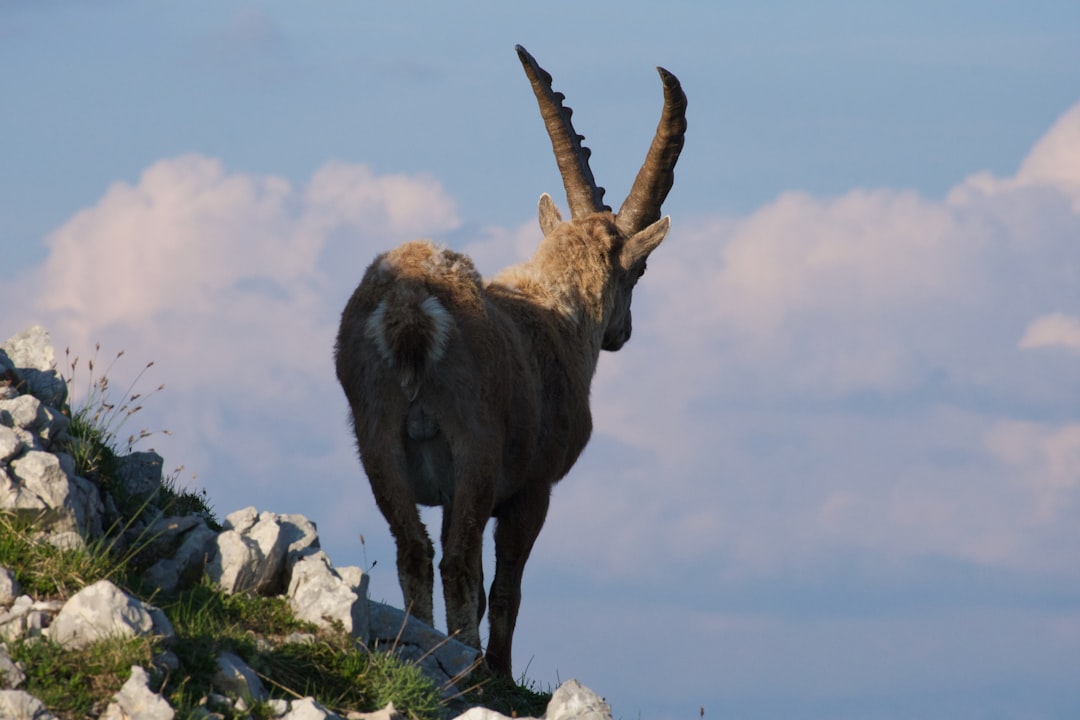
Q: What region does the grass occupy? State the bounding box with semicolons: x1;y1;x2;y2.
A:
11;635;158;718
62;345;216;528
63;346;165;459
259;636;443;719
1;539;448;720
458;671;554;718
63;346;163;486
159;581;443;720
1;346;554;719
0;513;124;599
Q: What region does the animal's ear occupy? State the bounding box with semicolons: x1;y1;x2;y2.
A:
538;193;563;235
621;215;669;269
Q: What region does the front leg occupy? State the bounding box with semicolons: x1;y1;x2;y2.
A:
486;482;551;677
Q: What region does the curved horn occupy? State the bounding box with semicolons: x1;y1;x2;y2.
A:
516;45;609;217
615;67;687;235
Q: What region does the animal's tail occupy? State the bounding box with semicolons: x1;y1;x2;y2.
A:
364;283;454;400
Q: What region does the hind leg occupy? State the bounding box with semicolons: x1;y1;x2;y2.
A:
441;500;486;628
439;452;497;649
362;447;435;626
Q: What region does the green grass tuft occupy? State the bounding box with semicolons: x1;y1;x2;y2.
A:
0;514;129;599
10;635;158;720
460;672;554;719
260;637;443;720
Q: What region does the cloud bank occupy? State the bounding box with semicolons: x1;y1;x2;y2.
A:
2;155;461;540
571;102;1080;583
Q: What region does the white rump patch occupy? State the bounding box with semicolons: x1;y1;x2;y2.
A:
363;294;453;371
421;294;453;363
364;299;394;365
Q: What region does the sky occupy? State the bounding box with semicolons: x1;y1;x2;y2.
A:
3;2;1080;718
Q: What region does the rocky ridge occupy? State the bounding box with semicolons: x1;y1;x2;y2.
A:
0;326;612;720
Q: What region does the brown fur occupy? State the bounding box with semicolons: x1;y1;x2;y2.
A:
335;49;684;677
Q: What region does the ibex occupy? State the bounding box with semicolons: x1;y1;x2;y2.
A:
335;45;686;676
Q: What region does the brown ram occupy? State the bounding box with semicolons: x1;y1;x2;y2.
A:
335;45;686;676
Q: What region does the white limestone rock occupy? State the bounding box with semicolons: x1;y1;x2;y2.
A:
345;703;405;720
453;708;518;720
545;680;613;720
0;642;26;690
114;452;165;500
0;689;59;720
282;696;345;720
0;326;67;409
279;512;321;570
265;698;290;717
0;396;69;452
0;567;20;607
207;508;289;595
47;580;173;649
0;425;22;463
213;651;268;704
367;601;481;693
101;665;175;720
3;450;103;542
0;596;62;644
287;551;369;640
141;516;217;595
0;349;16;401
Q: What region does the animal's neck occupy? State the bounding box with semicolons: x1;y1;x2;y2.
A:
490;258;608;376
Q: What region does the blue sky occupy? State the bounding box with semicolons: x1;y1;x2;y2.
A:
3;2;1080;718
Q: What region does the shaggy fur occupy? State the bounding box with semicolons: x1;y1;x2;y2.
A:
335;47;685;677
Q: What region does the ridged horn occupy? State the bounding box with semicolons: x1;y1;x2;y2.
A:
615;67;687;235
516;45;609;217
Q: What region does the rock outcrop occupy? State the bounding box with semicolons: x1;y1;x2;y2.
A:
46;579;174;650
0;688;59;720
0;327;615;720
100;665;175;720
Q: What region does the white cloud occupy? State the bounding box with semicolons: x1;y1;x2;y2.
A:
17;154;458;363
950;101;1080;213
562;101;1080;581
1016;102;1080;200
303;162;460;243
986;420;1080;522
458;217;542;277
32;156;298;334
1019;312;1080;351
1;155;460;541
